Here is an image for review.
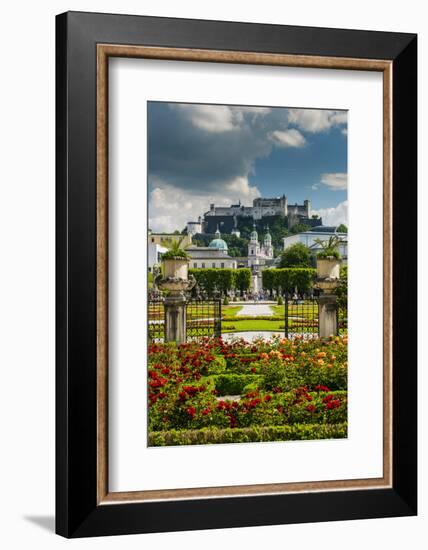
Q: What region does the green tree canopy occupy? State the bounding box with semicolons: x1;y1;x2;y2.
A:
290;223;311;235
336;224;348;233
279;243;311;268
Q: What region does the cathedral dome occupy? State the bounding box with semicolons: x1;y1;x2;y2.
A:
209;238;228;251
209;227;228;251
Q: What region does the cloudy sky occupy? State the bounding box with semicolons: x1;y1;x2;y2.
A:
148;102;348;233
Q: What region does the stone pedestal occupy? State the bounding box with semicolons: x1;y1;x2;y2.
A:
164;292;187;344
318;293;338;338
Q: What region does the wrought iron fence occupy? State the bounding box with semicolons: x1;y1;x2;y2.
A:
186;299;221;340
148;296;221;342
284;295;319;339
148;296;165;342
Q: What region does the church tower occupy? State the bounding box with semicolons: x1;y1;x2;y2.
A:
263;225;273;258
248;223;260;257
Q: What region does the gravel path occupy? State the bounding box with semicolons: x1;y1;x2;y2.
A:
236;304;274;317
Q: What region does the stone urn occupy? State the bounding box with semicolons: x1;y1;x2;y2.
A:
157;257;195;294
155;256;195;344
316;257;341;280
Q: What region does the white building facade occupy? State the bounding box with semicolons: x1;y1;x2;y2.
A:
186;228;237;269
283;226;348;261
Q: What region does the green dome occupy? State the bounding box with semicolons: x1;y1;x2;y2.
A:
209;238;228;251
209;227;228;251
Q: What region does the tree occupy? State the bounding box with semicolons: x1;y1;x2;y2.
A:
233;268;251;292
290;223;310;235
279;243;311;268
336;224;348;233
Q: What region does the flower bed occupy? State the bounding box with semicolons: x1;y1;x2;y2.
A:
148;335;348;445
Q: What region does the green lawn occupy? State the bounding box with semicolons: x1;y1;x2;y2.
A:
270;304;318;317
222;305;242;317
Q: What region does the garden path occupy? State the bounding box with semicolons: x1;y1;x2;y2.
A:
236;303;274;317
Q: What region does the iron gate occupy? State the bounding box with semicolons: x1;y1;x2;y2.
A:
148;296;222;342
186;299;221;340
284;296;319;339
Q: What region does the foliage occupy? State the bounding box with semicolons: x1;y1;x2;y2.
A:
149;423;348;446
262;268;316;293
147;336;348;442
335;265;348;313
279;243;311;268
290;223;311;234
234;268;252;292
277;296;283;305
336;224;348;233
211;374;263;396
161;238;190;260
223;296;230;306
315;236;341;259
189;268;251;295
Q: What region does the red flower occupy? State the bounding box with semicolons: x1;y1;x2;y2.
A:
315;385;330;392
264;395;272;402
325;399;341;410
322;394;338;404
201;407;211;416
251;367;257;373
186;406;196;417
306;404;316;413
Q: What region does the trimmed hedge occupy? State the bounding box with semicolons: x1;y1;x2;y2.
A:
211;374;263;395
149;423;348;446
222;315;283;322
262;268;316;293
189;268;251;295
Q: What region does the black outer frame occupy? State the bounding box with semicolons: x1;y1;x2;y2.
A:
56;11;417;538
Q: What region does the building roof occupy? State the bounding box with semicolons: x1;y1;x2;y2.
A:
309;225;340;233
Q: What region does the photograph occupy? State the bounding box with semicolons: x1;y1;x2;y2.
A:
147;101;349;447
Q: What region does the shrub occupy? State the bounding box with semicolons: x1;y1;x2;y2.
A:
277;296;284;305
223;296;230;305
148;423;348;446
212;374;263;395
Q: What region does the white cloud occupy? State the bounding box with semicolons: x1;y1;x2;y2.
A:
312;200;348;226
288;109;347;133
149;177;260;233
172;104;237;133
320;172;348;191
270;128;306;148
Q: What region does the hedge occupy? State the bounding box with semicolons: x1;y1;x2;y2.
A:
262;268;316;293
148;423;348;446
189;268;251;295
211;374;263;395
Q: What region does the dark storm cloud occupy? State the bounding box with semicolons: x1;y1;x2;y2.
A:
147;103;287;192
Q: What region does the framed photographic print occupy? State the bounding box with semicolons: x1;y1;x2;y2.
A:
56;11;417;538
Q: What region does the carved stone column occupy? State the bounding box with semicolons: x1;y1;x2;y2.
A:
163;292;187;344
318;293;338;338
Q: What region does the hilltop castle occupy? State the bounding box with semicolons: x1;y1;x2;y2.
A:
187;195;318;235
